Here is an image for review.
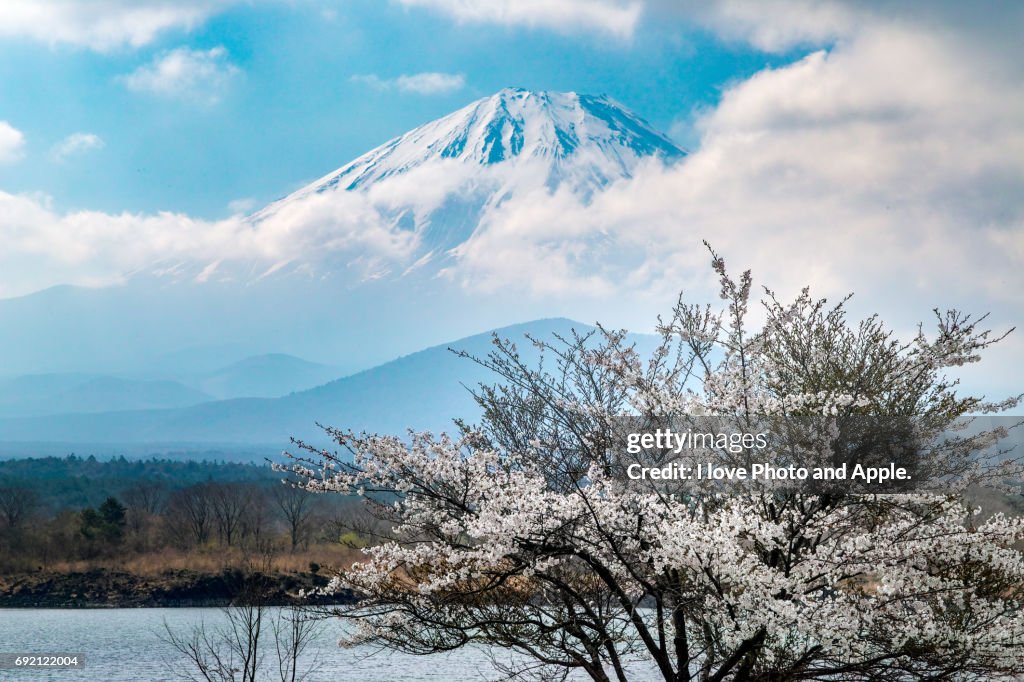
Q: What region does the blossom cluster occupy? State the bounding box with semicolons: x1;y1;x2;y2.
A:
279;253;1023;679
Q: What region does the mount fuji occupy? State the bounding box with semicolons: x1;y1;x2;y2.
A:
236;87;684;280
0;89;683;377
267;88;682;198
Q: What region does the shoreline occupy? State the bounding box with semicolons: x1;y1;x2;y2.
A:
0;567;352;609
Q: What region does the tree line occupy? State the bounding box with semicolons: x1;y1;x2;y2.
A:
0;457;359;574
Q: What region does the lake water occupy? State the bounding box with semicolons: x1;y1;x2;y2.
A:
0;608;660;681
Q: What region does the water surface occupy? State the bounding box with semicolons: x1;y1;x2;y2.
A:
0;608;538;681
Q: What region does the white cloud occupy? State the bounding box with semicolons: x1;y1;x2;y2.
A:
0;122;26;164
442;12;1024;341
653;1;1024;67
0;186;417;298
655;0;857;53
0;0;233;51
51;132;104;161
120;46;240;103
396;0;642;39
351;72;466;95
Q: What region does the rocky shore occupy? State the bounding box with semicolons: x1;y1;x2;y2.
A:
0;568;351;608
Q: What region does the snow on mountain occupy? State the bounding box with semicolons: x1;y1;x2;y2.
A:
248;88;684;267
265;88;682;198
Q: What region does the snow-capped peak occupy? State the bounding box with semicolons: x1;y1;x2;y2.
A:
262;88;684;207
239;89;685;278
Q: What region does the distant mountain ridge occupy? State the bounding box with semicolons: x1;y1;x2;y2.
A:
0;319;646;453
0;375;211;418
0;353;344;418
191;353;342;400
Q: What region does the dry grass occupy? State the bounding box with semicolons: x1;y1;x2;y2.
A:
47;543;362;576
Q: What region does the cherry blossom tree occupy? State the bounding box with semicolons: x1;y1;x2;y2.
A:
280;245;1024;681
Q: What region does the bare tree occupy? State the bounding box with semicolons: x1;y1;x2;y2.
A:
122;481;166;515
122;481;167;542
165;606;322;682
164;551;323;682
0;485;39;529
240;487;275;551
271;608;323;682
211;483;251;548
164;484;215;548
164;613;259;682
271;486;316;553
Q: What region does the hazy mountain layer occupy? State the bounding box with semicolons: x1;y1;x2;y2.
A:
0;319;604;450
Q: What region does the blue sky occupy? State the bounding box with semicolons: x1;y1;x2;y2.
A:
0;1;794;218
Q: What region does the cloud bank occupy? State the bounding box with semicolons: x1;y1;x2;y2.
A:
0;184;421;298
451;23;1024;307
